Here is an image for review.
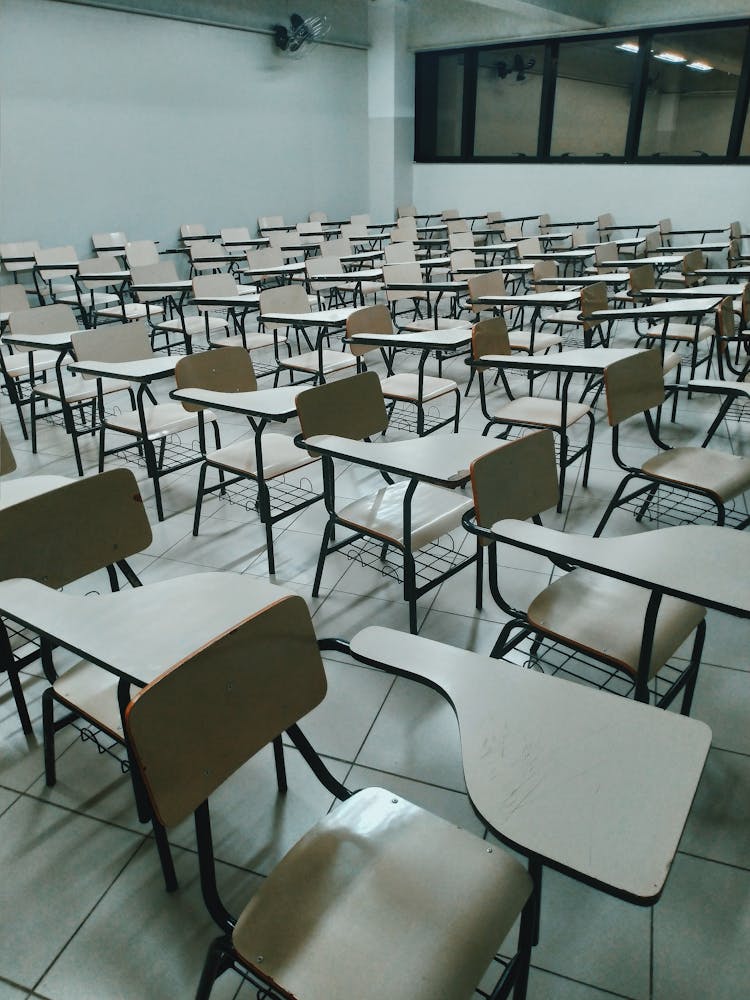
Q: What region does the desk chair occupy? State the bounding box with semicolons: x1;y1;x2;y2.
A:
687;297;749;446
471;317;594;510
259;283;358;385
188;239;233;278
0;240;40;289
125;239;160;268
0;426;67;732
124;591;534;1000
32;245;78;304
60;254;127;328
383;260;468;335
173;347;320;573
296;372;480;632
26;472;183;892
93;258;171;336
9;304;133;475
0;284;50;438
346;304;460;435
91;231;127;257
594;348;750;533
660;249;706;288
192;273;280;366
305;254;377;309
71;320;216;517
463;429;707;713
539;281;610;348
467;270;563;354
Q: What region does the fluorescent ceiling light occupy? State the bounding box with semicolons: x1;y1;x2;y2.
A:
616;42;639;53
687;60;713;72
654;51;686;63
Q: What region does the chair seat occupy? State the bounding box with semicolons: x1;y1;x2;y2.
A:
96;302;165;321
546;308;582;325
2;349;59;378
156;315;229;335
105;402;213;439
380;373;457;403
401;317;470;333
281;350;357;375
508;330;563;353
659;323;714;344
33;376;130;404
492;396;590;428
527;569;706;680
214;332;280;351
57;291;120;308
339;480;471;550
642;447;750;502
231;786;531;1000
206;434;318;480
662;351;682;375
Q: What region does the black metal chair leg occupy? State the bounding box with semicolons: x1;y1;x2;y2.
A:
42;688;57;785
273;735;288;793
195;935;233;1000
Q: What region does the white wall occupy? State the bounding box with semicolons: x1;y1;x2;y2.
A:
413;162;749;230
0;0;369;255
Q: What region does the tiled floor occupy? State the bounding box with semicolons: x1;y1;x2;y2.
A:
0;315;748;1000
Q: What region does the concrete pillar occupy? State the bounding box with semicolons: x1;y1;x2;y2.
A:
368;0;414;220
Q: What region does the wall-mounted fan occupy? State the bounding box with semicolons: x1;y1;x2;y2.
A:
496;54;536;82
273;13;331;56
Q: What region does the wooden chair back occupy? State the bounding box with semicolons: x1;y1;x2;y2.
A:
175;346;256;412
472;317;511;362
8;303;77;354
580;282;608;329
0;425;17;476
1;241;40;277
35;246;77;282
604;349;665;426
629;263;655;296
0;284;30;316
221;227;251;244
470;430;558;530
71;320;153;374
129;260;179;303
346;305;393;358
258;215;284;231
125;594;326;827
594;242;619;271
259;283;310;334
383;261;424;304
397;205;417;218
516;237;541;259
319;237;351;258
467;269;505;310
125;240;160;268
92;232;126;252
181;224;207;239
77;255;123;291
531;259;558;288
716;296;735;342
296;370;389;442
246;246;284;272
681;250;706;287
384;242;416;265
0;467;152;587
449;232;474;250
192;272;238;311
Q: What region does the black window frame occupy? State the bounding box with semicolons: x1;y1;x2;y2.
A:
414;17;750;165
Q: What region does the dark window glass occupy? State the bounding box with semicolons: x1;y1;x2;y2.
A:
473;45;545;157
741;100;750;156
639;26;747;157
550;36;636;157
435;53;465;156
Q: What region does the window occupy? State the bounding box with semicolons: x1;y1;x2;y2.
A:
435;52;465;157
414;17;750;163
639;26;748;157
550;37;636;158
473;44;545;157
